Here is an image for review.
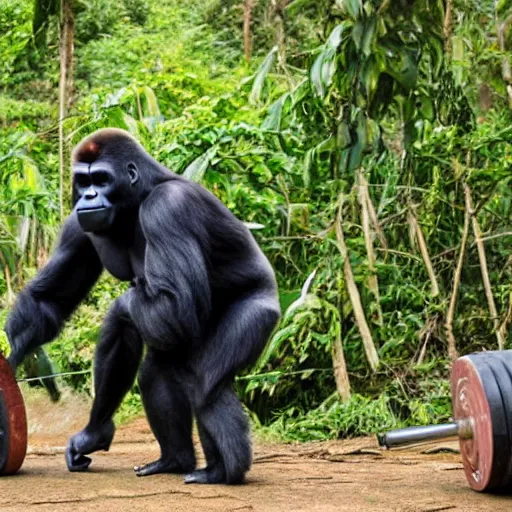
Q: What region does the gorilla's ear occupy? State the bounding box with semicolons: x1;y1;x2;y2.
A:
127;162;139;185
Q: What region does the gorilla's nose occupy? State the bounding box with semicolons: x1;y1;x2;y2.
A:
85;188;98;199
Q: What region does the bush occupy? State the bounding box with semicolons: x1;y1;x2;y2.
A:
123;0;150;25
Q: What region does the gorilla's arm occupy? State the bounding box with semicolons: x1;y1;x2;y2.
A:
5;214;103;368
129;180;211;345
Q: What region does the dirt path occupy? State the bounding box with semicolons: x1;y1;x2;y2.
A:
1;388;511;511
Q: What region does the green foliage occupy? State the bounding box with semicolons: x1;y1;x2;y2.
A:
204;0;323;65
122;0;150;25
1;0;512;438
262;376;452;442
74;0;125;43
0;0;34;82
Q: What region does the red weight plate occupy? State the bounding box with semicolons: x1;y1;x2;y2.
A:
451;354;508;492
0;354;27;475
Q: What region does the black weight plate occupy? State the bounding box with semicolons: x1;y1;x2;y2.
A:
468;352;510;491
490;351;512;488
480;353;512;489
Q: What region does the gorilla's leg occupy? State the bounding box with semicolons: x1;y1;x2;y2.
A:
66;298;143;471
185;384;250;484
197;419;221;473
134;349;196;477
185;296;280;485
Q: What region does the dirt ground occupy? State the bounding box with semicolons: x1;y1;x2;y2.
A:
1;388;512;511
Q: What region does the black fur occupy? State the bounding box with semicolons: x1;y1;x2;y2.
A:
5;128;280;485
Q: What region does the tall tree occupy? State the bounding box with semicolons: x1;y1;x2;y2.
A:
33;0;75;219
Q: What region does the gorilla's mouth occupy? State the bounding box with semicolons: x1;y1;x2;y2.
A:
76;206;113;232
78;206;108;212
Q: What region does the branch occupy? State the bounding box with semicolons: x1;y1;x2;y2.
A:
445;183;472;360
357;170;383;325
332;329;351;402
336;194;379;372
407;205;440;297
359;172;388;252
467;185;508;349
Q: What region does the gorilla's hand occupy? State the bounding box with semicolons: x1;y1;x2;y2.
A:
66;420;115;472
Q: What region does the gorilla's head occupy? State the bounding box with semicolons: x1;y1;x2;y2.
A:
72;128;171;233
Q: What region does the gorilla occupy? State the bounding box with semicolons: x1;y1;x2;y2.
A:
4;128;280;485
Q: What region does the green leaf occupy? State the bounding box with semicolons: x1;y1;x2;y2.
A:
338;148;350;175
348;114;367;171
352;20;364;50
249;46;278;105
122;113;141;137
183;146;218;182
252;162;273;182
385;48;417;91
311;24;345;98
361;17;377;56
22;159;45;192
303;148;314;189
342;0;362;19
336;122;351;149
262;93;289;131
255;323;300;372
143;86;160;117
360;57;381;102
285;0;317;14
418;96;434;120
497;0;512;16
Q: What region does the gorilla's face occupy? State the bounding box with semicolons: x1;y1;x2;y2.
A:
73;160;139;233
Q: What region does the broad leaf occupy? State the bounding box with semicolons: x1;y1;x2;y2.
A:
183;146;218;182
311;24;345;98
249;46;278;105
342;0;362;19
262;93;290;131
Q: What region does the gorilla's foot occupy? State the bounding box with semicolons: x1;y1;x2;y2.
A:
134;458;192;477
184;465;235;485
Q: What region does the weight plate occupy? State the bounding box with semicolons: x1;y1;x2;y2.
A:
490;351;512;488
0;392;10;471
451;353;509;492
479;352;512;489
0;354;27;475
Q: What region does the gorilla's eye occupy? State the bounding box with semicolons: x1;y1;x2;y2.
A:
92;171;111;187
74;174;90;188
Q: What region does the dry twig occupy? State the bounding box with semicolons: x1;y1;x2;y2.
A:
466;186;507;349
445;183;472;360
357;170;383;325
336;194;379;371
407;206;440;297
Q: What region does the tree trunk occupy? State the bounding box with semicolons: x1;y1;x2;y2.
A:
58;0;75;220
243;0;255;62
496;13;512;107
443;0;453;54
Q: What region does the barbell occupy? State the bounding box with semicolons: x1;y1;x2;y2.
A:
378;350;512;492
